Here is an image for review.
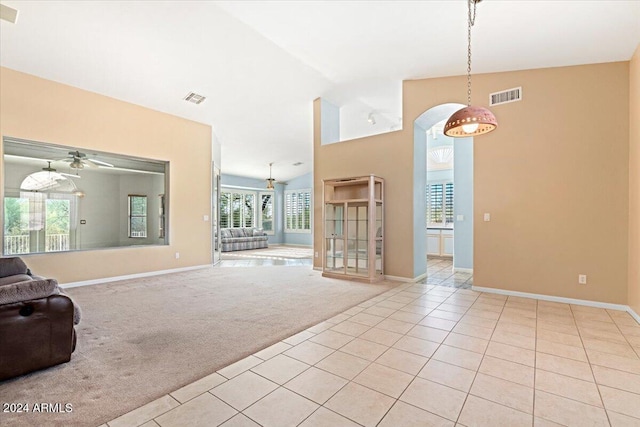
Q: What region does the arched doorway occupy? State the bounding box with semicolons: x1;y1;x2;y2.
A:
413;103;474;287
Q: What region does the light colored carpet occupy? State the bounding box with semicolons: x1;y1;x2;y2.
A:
0;266;399;427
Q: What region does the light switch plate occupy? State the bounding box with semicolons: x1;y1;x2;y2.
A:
457;215;464;221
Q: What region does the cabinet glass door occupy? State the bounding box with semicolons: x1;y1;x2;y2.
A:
375;202;383;276
346;203;368;276
325;204;344;273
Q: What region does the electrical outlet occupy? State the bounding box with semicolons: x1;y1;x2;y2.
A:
315;251;319;258
175;252;180;259
578;274;587;285
483;213;491;222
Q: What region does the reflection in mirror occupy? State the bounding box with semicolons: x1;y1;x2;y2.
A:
2;137;169;255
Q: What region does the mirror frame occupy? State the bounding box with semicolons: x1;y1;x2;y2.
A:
2;137;170;255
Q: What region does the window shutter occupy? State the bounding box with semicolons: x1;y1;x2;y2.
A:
232;193;242;227
285;193;292;229
284;189;311;232
303;191;311;230
430;184;444;223
220;192;230;228
445;183;454;224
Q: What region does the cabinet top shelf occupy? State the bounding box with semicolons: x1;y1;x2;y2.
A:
323;175;384;202
325;199;383;204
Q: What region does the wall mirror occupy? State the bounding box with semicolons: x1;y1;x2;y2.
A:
2;137;169;255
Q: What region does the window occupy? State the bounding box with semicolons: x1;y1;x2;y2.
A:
426;182;454;227
285;189;311;233
158;194;166;239
3;193;75;255
219;189;262;229
259;192;274;233
220;192;230;228
45;198;71;251
3;197;29;255
128;195;147;238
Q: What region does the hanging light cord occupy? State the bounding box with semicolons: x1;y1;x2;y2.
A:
467;0;478;106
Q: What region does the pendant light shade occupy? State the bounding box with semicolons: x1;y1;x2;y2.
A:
444;0;497;138
443;105;497;137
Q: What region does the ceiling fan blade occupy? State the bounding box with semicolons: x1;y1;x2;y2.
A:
82;159;99;168
59;172;81;179
88;157;114;167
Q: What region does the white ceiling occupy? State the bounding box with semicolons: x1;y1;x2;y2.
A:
1;1;639;182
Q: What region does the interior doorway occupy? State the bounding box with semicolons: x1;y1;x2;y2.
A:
414;103;474;283
212;164;221;265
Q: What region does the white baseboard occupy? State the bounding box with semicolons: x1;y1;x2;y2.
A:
628;307;640;324
472;285;628;312
279;243;313;248
453;267;473;274
385;272;427;283
60;264;211;289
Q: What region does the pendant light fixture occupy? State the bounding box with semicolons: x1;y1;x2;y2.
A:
266;162;275;190
444;0;497;138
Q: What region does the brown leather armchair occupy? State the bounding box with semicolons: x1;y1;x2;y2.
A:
0;257;78;381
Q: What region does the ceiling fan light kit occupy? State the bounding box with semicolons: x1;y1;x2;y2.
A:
444;0;498;138
266;162;275;190
61;150;114;169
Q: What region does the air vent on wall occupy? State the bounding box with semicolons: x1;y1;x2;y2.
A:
489;87;522;106
183;92;206;105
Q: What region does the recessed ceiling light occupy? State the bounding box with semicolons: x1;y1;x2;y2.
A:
292;162;303;166
0;4;19;24
183;92;206;105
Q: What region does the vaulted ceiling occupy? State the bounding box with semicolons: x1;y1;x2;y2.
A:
1;1;638;181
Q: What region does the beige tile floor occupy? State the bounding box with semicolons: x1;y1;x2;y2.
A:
423;257;472;289
104;272;640;427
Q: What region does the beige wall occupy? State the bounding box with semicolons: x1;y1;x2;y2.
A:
629;44;640;312
0;67;212;283
472;63;629;304
315;61;630;304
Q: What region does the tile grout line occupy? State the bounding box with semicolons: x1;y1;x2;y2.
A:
454;291;507;426
574;304;612;427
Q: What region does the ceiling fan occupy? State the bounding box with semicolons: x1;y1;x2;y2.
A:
42;161;81;179
57;150;114;169
265;162;287;189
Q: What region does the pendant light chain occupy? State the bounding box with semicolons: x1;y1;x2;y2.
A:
443;0;497;138
467;0;477;107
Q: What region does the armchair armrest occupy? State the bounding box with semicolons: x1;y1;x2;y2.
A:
0;294;76;380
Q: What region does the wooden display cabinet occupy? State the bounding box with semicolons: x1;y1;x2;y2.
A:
322;175;384;283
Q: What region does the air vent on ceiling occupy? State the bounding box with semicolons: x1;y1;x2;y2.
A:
489;87;522;106
0;4;19;23
184;92;206;105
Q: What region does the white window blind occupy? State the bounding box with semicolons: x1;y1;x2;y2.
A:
426;182;454;227
285;189;311;233
220;189;257;229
